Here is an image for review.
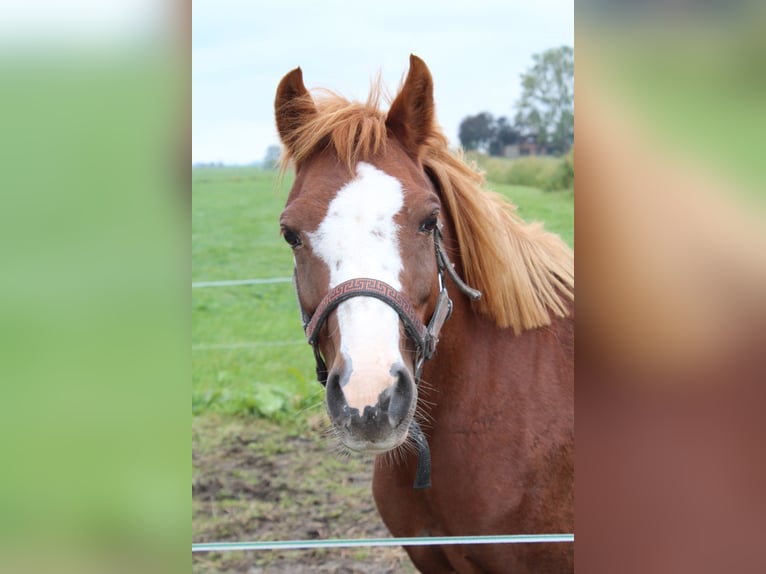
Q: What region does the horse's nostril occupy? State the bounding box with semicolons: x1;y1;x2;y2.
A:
387;366;414;428
325;369;349;423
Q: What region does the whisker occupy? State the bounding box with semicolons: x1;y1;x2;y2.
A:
320;421;338;440
381;449;396;469
390;433;417;469
414;407;435;432
333;443;352;460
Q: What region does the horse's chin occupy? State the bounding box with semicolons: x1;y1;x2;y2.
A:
337;425;410;455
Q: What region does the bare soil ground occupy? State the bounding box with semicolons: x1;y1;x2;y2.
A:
192;414;416;573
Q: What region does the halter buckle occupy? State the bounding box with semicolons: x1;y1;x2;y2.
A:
425;286;452;360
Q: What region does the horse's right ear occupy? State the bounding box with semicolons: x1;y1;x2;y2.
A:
275;67;317;153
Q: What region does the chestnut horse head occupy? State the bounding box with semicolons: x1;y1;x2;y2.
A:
275;56;453;454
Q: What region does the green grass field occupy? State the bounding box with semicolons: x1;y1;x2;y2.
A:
192;164;573;418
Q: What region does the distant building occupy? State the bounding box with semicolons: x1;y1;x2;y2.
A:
502;136;546;158
502;144;520;158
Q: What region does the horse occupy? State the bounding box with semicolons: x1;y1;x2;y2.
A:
274;55;574;573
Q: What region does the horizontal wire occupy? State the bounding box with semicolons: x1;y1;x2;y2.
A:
192;534;574;553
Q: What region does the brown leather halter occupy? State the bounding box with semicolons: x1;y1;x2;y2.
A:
296;224;480;386
293;223;481;488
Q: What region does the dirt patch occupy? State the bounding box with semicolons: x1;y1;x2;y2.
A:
192;413;415;573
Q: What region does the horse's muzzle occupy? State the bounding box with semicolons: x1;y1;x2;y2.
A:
325;364;415;452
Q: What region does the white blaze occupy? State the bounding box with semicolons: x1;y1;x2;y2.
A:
307;162;405;409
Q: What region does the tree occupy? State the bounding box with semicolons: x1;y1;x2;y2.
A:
488;116;521;156
514;46;574;155
458;112;495;152
459;113;521;156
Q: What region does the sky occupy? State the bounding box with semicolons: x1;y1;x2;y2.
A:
192;0;573;165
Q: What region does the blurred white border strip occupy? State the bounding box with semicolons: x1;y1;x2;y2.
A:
0;0;168;46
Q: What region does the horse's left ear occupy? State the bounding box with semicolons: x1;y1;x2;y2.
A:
275;67;317;154
386;54;434;158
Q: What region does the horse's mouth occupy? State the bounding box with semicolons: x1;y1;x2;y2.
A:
340;435;408;455
334;419;412;455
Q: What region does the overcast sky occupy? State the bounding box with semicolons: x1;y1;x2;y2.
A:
192;0;573;165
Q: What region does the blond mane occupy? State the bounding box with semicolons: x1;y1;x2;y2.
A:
280;84;574;334
279;83;390;172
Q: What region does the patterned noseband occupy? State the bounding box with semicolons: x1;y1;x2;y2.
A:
303;277;434;385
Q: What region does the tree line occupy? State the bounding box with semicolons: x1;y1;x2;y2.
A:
458;46;573;157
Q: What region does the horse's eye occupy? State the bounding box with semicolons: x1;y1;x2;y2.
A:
419;215;438;234
282;228;302;248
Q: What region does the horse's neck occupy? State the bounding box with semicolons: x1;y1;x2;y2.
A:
424;219;574;402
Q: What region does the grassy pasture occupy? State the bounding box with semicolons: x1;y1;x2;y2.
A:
467;151;575;193
192;163;573;418
192;168;317;418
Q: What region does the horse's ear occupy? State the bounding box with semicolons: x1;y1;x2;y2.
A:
386;55;434;158
275;67;317;153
